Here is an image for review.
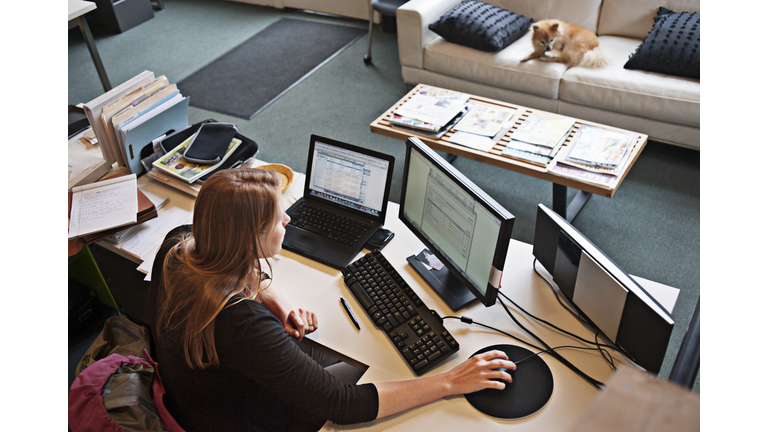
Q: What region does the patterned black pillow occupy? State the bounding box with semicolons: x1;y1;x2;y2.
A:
428;0;534;52
624;7;700;79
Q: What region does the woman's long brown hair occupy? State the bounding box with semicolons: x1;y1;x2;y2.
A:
156;168;283;369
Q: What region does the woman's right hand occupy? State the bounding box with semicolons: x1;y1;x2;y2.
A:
443;350;516;395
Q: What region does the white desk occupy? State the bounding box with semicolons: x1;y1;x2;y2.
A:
105;162;679;431
69;0;111;92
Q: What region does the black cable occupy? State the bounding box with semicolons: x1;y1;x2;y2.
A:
529;258;639;365
443;316;545;353
444;316;616;369
498;290;601;347
496;297;604;389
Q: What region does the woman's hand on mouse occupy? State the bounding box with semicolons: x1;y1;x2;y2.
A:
443;350;516;394
285;308;318;341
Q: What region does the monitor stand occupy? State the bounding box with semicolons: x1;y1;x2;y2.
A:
407;248;476;311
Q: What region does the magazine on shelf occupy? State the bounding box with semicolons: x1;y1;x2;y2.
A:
391;101;475;138
453;103;515;137
501;123;573;166
152;134;242;183
565;124;636;168
394;93;468;127
550;162;619;188
508;114;575;148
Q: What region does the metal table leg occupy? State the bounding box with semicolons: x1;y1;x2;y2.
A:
553;183;591;223
76;16;111;92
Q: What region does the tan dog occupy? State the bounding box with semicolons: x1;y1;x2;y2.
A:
521;19;607;68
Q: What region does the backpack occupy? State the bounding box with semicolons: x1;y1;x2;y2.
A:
68;349;184;432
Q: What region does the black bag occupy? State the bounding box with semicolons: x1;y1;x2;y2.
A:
159;119;259;183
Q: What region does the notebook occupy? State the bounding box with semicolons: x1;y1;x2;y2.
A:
282;135;395;269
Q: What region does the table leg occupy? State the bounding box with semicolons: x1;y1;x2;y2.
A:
76;16;111;92
553;183;591;223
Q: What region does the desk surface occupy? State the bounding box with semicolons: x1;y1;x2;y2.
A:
103;160;679;431
69;0;96;21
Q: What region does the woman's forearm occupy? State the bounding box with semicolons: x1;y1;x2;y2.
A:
373;351;514;420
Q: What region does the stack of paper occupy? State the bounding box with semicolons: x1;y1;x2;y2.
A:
390;87;470;134
548;124;638;187
447;103;516;152
82;71;190;175
501;114;575;166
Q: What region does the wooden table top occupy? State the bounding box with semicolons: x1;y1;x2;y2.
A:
370;84;648;199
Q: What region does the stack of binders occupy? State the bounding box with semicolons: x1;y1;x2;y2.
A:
82;71;190;175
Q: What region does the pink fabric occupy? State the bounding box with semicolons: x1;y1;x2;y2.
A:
143;349;186;432
68;354;145;432
68;352;186;432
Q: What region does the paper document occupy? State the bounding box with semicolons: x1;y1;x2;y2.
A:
121;206;192;259
394;94;466;127
453;104;514;137
69;174;138;239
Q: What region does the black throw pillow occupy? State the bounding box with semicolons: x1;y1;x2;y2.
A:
624;7;700;79
428;0;534;52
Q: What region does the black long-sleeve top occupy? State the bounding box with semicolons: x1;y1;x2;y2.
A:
149;226;379;431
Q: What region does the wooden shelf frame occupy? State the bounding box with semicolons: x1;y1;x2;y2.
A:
371;84;649;203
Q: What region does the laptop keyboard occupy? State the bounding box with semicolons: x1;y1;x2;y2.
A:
343;250;460;376
288;202;369;246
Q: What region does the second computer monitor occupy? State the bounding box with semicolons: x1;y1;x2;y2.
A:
399;137;515;308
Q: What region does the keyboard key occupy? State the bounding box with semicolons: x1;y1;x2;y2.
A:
343;251;460;376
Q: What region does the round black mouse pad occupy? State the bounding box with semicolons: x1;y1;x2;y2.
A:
464;344;554;419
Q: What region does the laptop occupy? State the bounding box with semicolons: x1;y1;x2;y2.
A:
282;135;395;269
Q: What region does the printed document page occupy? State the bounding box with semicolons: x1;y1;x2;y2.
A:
68;174;138;238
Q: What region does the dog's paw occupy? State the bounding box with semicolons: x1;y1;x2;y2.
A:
544;51;558;58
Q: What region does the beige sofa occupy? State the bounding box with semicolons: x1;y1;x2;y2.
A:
397;0;701;150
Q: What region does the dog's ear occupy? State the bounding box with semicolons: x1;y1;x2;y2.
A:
532;24;539;31
550;23;559;31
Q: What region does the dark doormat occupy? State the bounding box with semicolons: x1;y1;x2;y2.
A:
178;18;366;120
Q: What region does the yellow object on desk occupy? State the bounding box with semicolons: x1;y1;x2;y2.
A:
257;163;294;192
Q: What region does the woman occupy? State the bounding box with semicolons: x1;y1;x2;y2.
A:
150;168;515;431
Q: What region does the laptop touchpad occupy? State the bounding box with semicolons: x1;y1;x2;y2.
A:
284;230;322;254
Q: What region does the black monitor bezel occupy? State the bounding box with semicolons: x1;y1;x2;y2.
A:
304;134;395;224
399;137;515;307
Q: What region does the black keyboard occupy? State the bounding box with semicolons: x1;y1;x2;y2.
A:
343;250;460;376
288;202;369;246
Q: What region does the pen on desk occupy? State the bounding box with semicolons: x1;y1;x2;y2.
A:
340;297;360;330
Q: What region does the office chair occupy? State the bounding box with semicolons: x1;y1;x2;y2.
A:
364;0;409;65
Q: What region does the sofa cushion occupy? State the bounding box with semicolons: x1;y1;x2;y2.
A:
423;36;567;100
487;0;603;33
597;0;700;39
559;36;699;128
428;0;534;52
623;8;700;79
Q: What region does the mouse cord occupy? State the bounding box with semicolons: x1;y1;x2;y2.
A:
444;314;617;368
443;316;617;372
496;297;605;390
443;316;546;353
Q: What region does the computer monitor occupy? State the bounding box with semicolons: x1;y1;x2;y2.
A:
532;203;675;374
399;137;515;310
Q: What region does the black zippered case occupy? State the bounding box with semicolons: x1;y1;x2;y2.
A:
158;119;259;183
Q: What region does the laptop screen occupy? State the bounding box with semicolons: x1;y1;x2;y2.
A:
308;140;391;217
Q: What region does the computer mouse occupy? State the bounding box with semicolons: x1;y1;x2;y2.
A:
464;344;553;419
491;366;515;383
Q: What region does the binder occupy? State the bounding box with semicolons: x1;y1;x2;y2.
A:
120;96;190;174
